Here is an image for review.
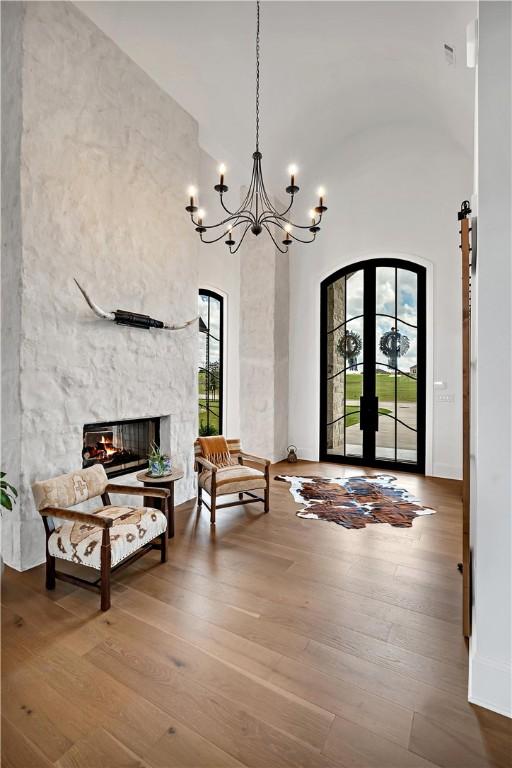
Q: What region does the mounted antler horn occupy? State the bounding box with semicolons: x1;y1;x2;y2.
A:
74;279;198;331
74;279;115;321
161;316;198;331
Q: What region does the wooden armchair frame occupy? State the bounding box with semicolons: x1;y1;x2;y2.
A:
196;449;270;525
40;484;170;611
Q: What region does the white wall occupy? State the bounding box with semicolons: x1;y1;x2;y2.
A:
1;1;200;570
469;0;512;718
288;122;473;478
197;149;240;439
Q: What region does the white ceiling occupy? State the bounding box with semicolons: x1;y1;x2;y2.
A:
76;1;476;190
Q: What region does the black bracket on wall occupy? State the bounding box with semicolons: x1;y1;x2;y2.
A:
74;279;198;332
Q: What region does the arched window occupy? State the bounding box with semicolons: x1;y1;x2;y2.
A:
198;290;224;436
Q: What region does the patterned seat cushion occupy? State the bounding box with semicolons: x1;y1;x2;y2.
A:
199;465;266;496
48;505;167;570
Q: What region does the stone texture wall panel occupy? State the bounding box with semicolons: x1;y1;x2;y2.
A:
2;1;200;569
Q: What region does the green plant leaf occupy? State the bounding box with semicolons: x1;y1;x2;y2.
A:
0;479;18;497
0;490;12;511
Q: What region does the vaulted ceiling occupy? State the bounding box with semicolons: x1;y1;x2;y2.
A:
76;1;476;189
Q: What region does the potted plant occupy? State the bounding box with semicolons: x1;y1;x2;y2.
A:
1;472;17;512
1;472;18;574
147;442;172;477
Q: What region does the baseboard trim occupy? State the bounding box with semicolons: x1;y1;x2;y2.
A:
468;694;512;719
431;462;462;480
469;652;512;718
3;555;46;573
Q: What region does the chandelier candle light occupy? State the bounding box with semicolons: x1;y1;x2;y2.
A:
185;0;328;254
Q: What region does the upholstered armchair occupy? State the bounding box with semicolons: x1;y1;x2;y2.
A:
195;437;270;525
32;465;169;611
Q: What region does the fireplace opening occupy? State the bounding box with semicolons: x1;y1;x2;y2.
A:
82;417;160;478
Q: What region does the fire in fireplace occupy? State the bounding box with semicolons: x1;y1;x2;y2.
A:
82;417;160;478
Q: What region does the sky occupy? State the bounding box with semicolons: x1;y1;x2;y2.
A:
198;293;221;369
343;266;418;371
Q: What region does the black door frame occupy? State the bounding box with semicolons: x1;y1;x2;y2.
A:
319;258;426;474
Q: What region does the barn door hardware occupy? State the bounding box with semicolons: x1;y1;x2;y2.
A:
458;199;473;639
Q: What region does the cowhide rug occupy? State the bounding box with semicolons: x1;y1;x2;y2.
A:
276;474;436;529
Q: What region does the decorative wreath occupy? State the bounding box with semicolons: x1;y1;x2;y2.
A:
336;330;362;359
379;328;410;358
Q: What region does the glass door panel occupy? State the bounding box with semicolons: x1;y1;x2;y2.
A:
397;421;417;463
346;268;364;318
376;266;396;316
344;269;364;457
397;375;417;427
325;275;346;457
344;329;364;458
375;266;418;465
325;269;365;459
376;368;396;461
397;268;418;326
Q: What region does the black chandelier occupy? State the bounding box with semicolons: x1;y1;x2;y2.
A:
185;0;328;254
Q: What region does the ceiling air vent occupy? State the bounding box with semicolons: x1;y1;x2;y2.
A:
444;43;456;66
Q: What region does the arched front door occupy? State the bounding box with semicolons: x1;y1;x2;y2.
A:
320;259;426;472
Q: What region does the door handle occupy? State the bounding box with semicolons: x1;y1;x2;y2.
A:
360;396;379;431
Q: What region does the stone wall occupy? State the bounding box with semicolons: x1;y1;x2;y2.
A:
240;209;289;462
1;1;200;570
1;1;24;567
326;278;346;452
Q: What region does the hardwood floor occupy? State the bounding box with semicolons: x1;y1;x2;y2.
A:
2;460;511;767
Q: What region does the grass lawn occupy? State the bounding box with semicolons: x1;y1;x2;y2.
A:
344;405;391;428
199;397;220;434
198;368;222;434
342;372;410;428
345;372;416;402
199;370;216;395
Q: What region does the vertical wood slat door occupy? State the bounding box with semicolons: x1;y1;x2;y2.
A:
459;201;472;639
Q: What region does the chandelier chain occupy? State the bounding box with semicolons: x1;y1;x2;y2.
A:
256;0;260;151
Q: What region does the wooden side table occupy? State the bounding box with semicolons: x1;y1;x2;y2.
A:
136;467;184;539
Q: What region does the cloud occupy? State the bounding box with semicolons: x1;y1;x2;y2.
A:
331;266;419;370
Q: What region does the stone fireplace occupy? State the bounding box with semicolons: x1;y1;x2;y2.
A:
1;2;199;570
1;1;287;572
